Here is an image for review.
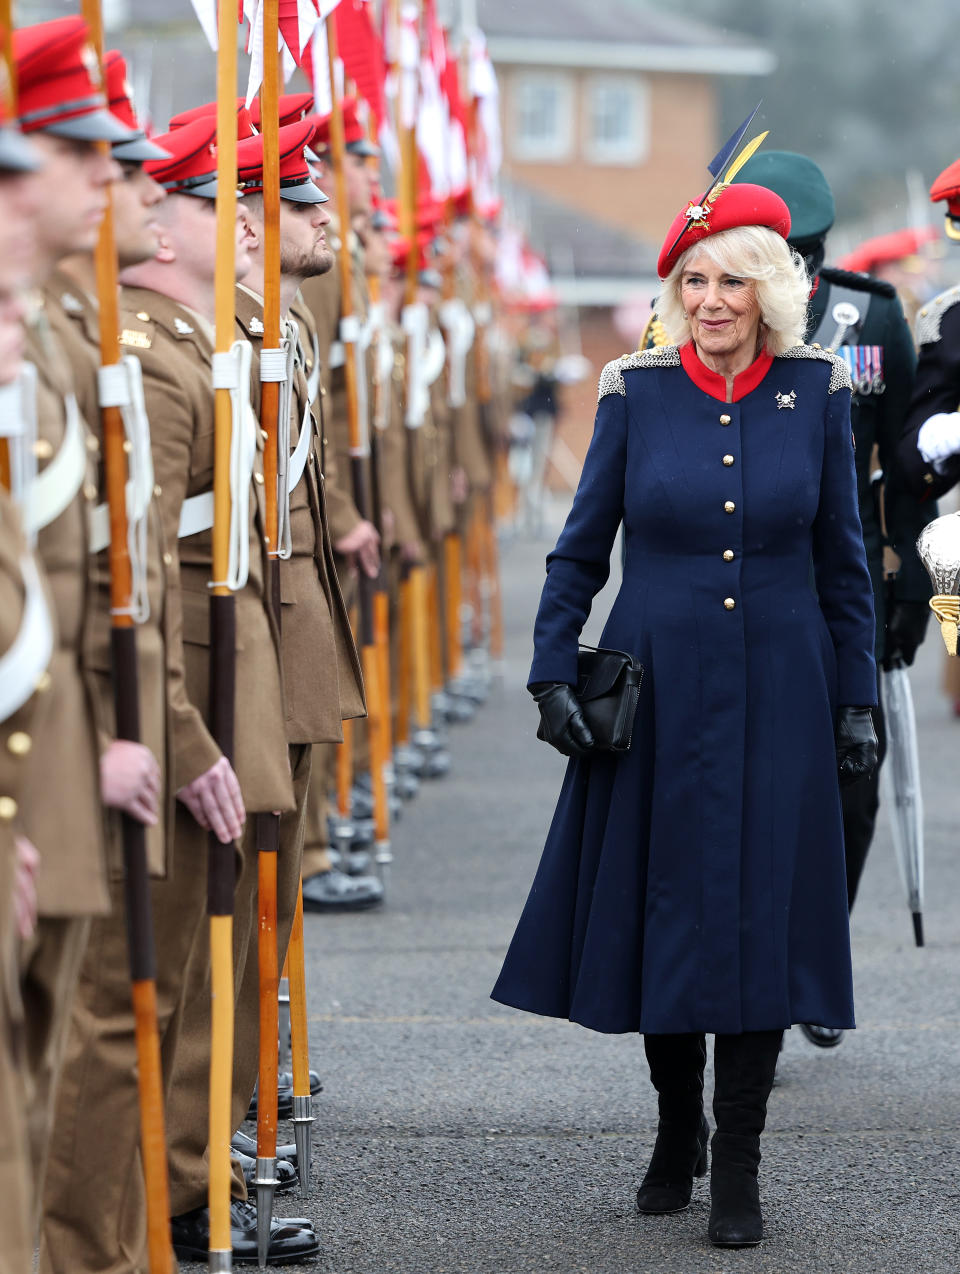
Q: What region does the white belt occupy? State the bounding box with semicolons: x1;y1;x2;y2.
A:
21;391;87;538
0;552;54;724
288;403;313;494
179;402;312;539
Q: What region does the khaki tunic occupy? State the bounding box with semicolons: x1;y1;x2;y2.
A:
235;284;364;738
21;315;108;918
119;287;293;814
43;270;186;877
0;492;53;1274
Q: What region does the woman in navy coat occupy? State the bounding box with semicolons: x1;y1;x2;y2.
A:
492;182;879;1248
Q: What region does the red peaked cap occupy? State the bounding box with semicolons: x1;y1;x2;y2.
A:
14;16;136;142
311;97;379;157
930;157;960;220
837;226;938;274
236;118;328;204
0;30;42;172
104;50;170;161
657;182;791;280
144;116;219;199
167;100;257;140
390;235;442;287
248;92;314;130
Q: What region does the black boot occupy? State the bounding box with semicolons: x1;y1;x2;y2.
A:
708;1029;783;1247
636;1033;709;1215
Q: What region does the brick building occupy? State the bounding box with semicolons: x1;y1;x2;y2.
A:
479;0;774;469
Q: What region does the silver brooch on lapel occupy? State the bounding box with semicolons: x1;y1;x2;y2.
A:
775;390;797;410
250;316;264;334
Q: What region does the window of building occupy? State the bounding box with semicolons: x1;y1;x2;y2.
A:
587;76;649;165
512;72;574;163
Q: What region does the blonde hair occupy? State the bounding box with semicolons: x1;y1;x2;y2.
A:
655;225;810;355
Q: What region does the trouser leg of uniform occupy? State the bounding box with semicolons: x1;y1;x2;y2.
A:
39;813;208;1274
20;913;91;1227
164;816;257;1216
841;691;887;911
0;853;31;1274
301;742;334;880
230;744;311;1143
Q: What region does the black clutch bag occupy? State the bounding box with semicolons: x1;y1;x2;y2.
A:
537;644;644;752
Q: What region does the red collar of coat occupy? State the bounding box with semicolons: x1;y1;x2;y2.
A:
679;341;774;403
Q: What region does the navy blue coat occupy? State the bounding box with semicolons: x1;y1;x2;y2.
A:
492;343;877;1036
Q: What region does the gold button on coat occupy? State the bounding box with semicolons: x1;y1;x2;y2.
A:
34;439;53;460
83;482;97;501
723;549;734;562
724;501;736;513
35;670;52;694
254;472;265;485
162;551;173;566
724;598;736;610
723;454;734;466
7;731;31;756
0;796;17;821
720;414;731;425
153;484;162;497
85;435;99;453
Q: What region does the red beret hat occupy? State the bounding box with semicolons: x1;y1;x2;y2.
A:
144;116;219;199
14;17;135;144
657;182;791;279
236;118;328;204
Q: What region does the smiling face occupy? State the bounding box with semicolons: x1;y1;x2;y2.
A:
680;251;761;363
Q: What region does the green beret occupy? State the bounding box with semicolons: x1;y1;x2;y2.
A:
733;149;835;245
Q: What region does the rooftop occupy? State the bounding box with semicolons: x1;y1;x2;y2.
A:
476;0;775;75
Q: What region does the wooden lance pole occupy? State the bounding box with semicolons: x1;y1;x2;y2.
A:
79;3;172;1268
254;0;282;1258
208;0;240;1263
325;14;392;871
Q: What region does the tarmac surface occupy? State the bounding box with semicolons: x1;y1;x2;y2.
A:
185;514;960;1274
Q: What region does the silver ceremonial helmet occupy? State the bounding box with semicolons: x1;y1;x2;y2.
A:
917;512;960;655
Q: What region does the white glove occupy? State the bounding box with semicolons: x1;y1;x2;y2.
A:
917;411;960;466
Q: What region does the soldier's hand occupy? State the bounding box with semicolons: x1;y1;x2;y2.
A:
335;519;380;579
100;740;161;825
917;411;960;465
883;600;931;669
176;756;245;844
13;834;39;940
401;539;425;565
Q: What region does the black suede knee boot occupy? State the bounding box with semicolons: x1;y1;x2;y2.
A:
636;1033;709;1215
709;1029;783;1247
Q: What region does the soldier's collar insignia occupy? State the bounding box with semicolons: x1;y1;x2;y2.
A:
120;328;151;350
60;292;83;313
249;316;264;334
775;390;797;410
173;317;194;335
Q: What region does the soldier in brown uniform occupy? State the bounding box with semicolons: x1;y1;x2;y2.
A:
298;100;385;909
160;119;369;1236
0;96;49;1274
11;19;171;1229
34;78;263;1274
114;118;321;1265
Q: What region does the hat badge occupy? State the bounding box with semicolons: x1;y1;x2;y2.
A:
684;202;711;230
81;44;102;88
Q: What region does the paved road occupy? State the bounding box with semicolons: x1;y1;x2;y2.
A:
187;518;960;1274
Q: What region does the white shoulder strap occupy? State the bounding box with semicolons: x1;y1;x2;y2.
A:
0;552;54;724
21;390;87;539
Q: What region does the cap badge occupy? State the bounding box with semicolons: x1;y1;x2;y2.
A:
775;390;797;410
684;202;711;231
173;317;194;335
60;292;83;313
250;316;264;334
80;44;102;88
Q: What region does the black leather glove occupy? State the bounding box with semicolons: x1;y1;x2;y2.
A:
531;682;595;757
883;600;931;670
835;706;879;786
